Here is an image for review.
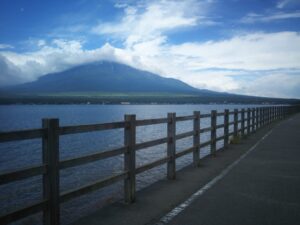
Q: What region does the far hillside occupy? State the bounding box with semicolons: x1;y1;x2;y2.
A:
1;61;299;105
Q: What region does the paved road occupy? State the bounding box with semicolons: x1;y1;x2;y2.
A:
161;114;300;225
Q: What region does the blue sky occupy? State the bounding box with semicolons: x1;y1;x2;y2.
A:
0;0;300;98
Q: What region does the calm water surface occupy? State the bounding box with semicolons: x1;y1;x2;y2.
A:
0;104;259;224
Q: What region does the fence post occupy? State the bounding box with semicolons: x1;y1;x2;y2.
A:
224;109;229;149
263;107;265;126
211;110;217;156
263;107;266;126
260;107;263;127
247;108;251;136
42;119;60;225
167;113;176;179
266;107;268;124
251;108;255;133
283;106;293;117
234;109;238;139
266;107;269;124
124;114;136;203
193;111;200;167
284;106;287;117
266;107;270;125
256;108;259;129
241;109;245;138
270;107;273;122
261;107;264;127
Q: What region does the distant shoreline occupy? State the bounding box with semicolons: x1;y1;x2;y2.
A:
1;92;299;105
0;100;297;105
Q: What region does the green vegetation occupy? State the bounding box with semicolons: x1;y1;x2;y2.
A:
0;91;299;105
230;135;241;144
34;92;198;98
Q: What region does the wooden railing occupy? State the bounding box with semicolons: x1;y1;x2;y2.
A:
0;105;299;225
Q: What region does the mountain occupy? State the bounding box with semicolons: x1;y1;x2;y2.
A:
1;61;299;104
5;61;205;94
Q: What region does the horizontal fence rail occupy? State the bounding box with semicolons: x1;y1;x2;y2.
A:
0;105;299;225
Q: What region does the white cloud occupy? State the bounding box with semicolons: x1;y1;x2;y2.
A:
277;0;290;9
169;32;300;70
277;0;300;9
242;11;300;23
0;40;133;85
0;44;14;49
234;74;300;98
37;40;46;47
92;0;213;48
114;2;128;9
0;55;23;86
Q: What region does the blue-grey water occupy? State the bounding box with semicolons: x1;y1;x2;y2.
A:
0;104;258;224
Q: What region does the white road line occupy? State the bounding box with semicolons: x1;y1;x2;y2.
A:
154;129;274;225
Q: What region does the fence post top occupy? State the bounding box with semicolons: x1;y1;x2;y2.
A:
42;118;59;128
167;112;176;117
167;113;176;123
193;111;200;116
42;118;59;122
124;114;136;120
224;109;229;113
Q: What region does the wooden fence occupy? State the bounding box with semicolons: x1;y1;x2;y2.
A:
0;105;299;225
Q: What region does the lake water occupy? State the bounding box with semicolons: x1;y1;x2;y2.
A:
0;104;260;224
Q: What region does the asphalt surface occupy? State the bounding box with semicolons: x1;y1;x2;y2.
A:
163;113;300;225
72;113;300;225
